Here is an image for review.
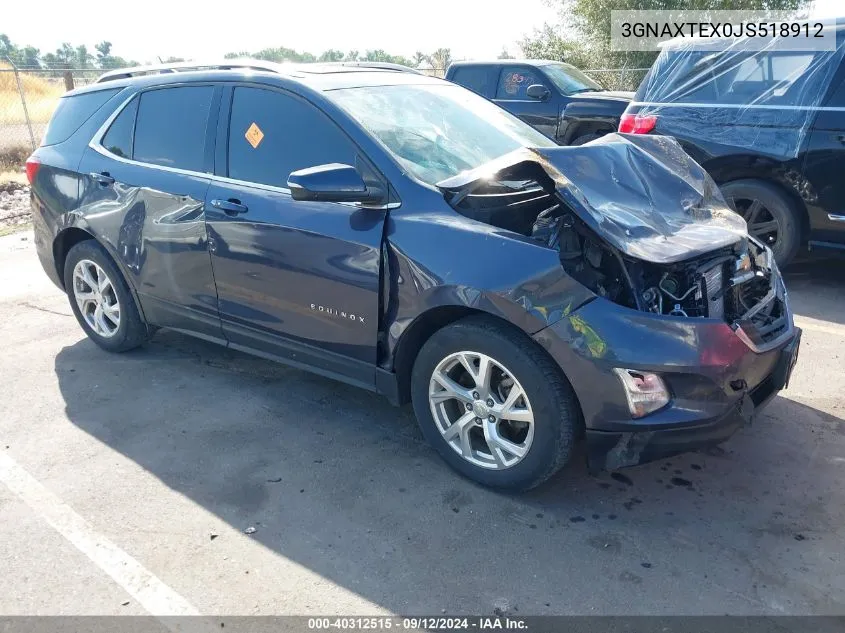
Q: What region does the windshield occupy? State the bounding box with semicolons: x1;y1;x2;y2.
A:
328;83;556;186
542;63;602;94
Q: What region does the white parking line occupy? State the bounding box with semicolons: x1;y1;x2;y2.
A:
0;452;199;616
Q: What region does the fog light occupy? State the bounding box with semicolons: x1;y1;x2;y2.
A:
613;369;670;418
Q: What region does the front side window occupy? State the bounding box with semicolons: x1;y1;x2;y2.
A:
495;67;546;99
227;87;357;188
133;86;213;171
328;83;555;186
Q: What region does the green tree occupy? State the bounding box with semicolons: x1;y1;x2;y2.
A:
318;49;345;62
75;45;93;68
0;33;18;62
497;47;514;59
427;48;452;74
526;0;812;71
95;41;112;61
19;46;40;68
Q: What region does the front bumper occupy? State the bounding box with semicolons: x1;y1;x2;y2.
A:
533;296;801;471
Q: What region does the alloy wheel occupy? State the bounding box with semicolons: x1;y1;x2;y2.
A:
729;196;781;249
72;259;121;338
428;351;534;470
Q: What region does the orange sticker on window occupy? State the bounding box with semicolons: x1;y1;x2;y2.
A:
245;122;264;148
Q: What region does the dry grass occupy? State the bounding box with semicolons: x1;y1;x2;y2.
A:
0;170;27;185
0;63;64;125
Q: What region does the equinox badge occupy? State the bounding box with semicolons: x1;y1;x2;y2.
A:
310;303;365;324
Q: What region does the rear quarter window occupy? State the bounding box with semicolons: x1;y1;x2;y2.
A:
450;67;495;97
42;88;120;146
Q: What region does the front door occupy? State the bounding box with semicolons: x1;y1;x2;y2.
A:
803;69;845;247
492;65;559;139
205;86;386;385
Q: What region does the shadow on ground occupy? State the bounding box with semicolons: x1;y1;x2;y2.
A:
53;329;845;615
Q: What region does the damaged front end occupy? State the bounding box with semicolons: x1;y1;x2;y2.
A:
437;133;792;351
438;134;800;470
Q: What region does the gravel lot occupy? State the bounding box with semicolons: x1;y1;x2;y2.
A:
0;182;30;233
0;229;843;617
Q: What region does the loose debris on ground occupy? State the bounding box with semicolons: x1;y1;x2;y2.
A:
0;181;30;233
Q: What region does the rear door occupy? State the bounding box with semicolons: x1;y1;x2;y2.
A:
492;65;559;138
802;68;845;248
204;85;387;385
78;84;223;341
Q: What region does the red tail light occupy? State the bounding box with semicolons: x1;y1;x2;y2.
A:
619;113;657;134
25;157;40;185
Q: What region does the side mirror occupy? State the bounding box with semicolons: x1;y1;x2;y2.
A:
526;84;551;101
288;163;384;204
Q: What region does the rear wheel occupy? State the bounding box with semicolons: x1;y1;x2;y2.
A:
63;240;152;352
570;132;603;146
411;316;579;491
721;179;802;267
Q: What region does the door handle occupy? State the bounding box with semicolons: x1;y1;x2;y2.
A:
89;171;115;186
210;198;248;216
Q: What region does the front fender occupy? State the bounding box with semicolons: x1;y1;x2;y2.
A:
383;210;595;363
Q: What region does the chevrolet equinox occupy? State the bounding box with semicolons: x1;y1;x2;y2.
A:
28;61;801;490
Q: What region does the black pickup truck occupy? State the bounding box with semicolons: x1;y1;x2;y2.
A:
446;59;632;145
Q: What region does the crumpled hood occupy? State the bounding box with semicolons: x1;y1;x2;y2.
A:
437;133;747;264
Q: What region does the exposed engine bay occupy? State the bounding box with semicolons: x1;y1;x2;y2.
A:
438;136;790;347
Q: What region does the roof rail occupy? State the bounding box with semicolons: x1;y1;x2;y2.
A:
318;61;421;74
95;59;422;83
95;59;285;83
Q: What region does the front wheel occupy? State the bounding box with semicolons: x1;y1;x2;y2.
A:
411;316;580;491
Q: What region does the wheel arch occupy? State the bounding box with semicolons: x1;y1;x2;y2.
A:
561;119;615;145
702;155;811;241
390;305;581;418
53;226;150;326
53;226;96;290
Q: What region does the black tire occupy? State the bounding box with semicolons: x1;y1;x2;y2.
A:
411;316;580;491
570;132;603;146
720;179;802;267
63;240;152;353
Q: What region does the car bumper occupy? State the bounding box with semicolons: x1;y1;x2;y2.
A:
532;296;802;470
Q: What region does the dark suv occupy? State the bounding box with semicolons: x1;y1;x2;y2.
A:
446;60;633;145
621;26;845;266
28;61;800;491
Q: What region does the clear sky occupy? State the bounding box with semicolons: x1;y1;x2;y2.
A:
2;0;559;63
2;0;841;64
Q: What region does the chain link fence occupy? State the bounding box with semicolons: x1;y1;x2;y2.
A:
0;62;648;171
0;64;101;168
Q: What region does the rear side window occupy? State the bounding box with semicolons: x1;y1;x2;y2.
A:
101;97;138;158
495;67;547;99
451;67;494;97
42;89;120;146
227;87;356;188
133;86;214;171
